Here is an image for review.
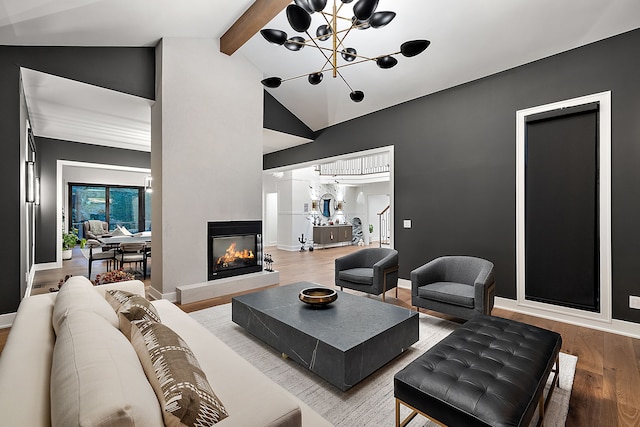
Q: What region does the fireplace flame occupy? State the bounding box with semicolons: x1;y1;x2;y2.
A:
216;242;255;268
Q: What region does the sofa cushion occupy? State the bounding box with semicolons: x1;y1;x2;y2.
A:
338;267;374;285
52;276;118;335
105;289;161;338
130;320;229;426
153;300;307;427
417;282;475;308
51;310;164;427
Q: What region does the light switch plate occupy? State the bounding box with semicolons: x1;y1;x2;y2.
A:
630;296;640;309
403;219;411;229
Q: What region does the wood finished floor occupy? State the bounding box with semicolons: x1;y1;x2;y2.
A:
2;244;639;426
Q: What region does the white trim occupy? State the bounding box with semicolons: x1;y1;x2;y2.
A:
56;159;151;265
495;297;640;340
515;91;612;323
147;286;176;303
0;312;16;329
23;264;36;299
277;244;305;252
398;278;411;290
34;262;59;271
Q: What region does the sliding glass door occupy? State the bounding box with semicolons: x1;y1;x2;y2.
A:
109;187;139;231
70;184;151;237
70;186;107;234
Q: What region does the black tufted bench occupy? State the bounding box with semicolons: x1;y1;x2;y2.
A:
394;315;562;427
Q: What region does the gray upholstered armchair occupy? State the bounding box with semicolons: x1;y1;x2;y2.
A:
83;220;112;240
335;248;399;301
411;256;495;319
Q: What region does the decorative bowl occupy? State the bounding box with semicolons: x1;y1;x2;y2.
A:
299;287;338;307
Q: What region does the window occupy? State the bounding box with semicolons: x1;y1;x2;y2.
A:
70;184;151;238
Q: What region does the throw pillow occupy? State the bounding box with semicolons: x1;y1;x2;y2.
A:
130;320;229;426
105;289;161;338
51;310;164;427
52;276;118;335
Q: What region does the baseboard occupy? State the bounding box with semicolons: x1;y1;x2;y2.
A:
177;270;280;304
276;244;299;252
147;286;177;303
398;278;411;289
34;261;61;271
494;297;640;339
0;311;16;329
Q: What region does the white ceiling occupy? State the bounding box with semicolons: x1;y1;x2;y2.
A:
6;0;640;150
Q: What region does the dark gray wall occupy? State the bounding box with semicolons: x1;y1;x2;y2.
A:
0;46;154;315
264;28;640;324
264;91;317;140
35;137;151;263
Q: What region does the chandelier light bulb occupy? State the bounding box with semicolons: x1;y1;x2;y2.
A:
353;0;379;21
308;72;324;85
260;29;288;45
286;4;312;32
294;0;314;14
284;36;306;51
341;47;357;62
316;24;332;41
350;91;365;102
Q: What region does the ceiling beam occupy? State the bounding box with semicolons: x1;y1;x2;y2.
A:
220;0;291;56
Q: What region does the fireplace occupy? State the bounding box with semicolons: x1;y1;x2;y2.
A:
208;221;262;280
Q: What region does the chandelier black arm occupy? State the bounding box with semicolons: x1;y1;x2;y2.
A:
280;57;376;84
305;30;335;65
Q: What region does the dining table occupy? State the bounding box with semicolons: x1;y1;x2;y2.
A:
98;232;151;248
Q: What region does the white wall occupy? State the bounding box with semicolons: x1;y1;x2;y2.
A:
63;166;149;187
264;192;278;247
151;38;263;299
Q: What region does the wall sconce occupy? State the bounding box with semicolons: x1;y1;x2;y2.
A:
26;161;35;203
311;199;319;212
335;201;344;212
144;176;153;193
34;177;41;206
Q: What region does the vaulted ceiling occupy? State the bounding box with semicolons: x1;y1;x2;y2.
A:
5;0;640;151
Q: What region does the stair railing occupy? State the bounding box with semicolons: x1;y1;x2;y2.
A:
377;205;391;247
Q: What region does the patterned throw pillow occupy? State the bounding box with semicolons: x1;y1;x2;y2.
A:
105;289;161;338
130;320;229;426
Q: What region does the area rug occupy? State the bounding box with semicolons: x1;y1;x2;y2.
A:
190;304;577;427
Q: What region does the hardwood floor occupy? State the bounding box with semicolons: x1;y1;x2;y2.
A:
2;244;639;426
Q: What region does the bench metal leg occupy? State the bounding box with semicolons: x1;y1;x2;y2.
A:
395;398;446;427
536;353;561;427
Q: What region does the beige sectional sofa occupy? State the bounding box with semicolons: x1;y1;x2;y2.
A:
0;277;332;426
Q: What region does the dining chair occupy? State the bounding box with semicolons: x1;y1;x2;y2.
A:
85;239;117;280
115;242;147;279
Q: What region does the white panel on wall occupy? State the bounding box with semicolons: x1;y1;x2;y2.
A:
265;192;278;247
152;38;263;297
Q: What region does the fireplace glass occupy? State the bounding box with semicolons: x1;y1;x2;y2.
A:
208;221;262;280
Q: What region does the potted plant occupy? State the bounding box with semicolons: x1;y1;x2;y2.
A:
62;228;80;260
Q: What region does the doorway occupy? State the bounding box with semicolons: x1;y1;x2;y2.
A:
516;92;611;323
263;146;394;251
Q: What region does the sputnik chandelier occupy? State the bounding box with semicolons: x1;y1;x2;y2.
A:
260;0;430;102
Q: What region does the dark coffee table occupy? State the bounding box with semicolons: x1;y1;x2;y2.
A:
232;282;419;391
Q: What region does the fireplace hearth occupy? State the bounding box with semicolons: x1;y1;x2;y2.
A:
208;221;262;280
